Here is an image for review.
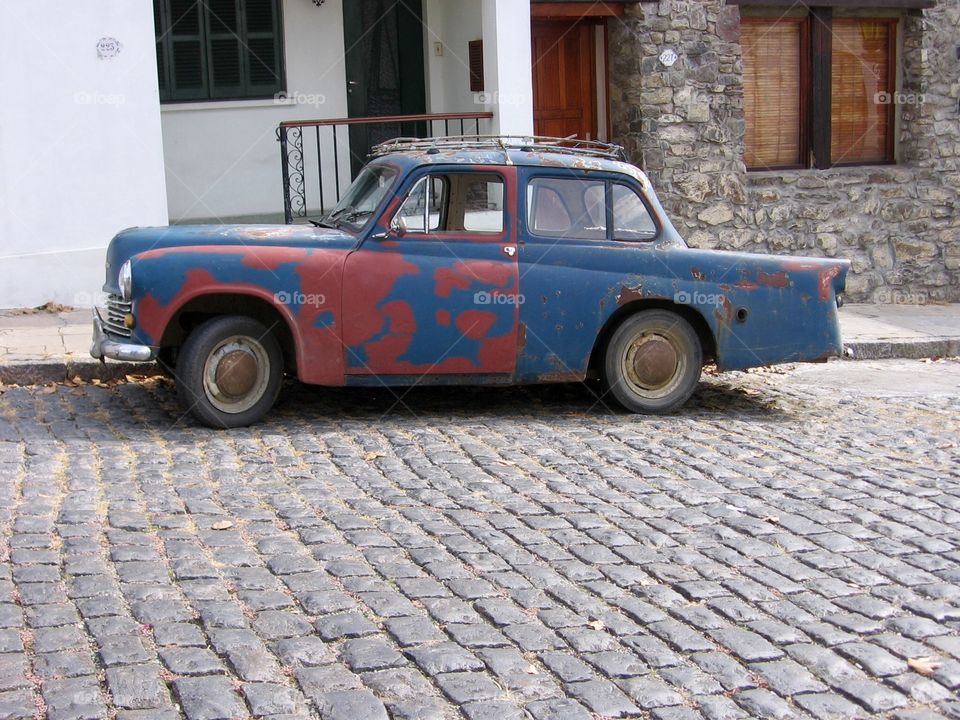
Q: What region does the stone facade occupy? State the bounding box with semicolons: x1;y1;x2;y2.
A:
609;0;960;303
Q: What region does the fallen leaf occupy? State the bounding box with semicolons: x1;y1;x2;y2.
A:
908;657;942;676
363;451;385;461
211;520;234;530
589;619;605;631
525;664;538;674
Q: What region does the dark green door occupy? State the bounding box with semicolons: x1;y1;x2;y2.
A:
343;0;427;177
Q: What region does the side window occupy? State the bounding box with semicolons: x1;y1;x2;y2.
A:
395;176;444;233
612;184;657;241
526;177;606;240
393;173;504;235
461;176;504;233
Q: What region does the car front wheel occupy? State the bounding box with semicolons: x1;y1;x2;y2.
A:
175;316;283;428
603;310;702;414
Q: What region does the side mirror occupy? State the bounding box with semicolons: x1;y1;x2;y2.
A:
391;216;408;237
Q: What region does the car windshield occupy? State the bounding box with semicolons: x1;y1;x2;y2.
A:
323;164;398;232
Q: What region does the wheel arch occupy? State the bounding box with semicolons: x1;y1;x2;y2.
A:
587;299;716;374
158;293;299;375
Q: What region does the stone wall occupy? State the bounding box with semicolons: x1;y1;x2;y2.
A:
608;0;960;303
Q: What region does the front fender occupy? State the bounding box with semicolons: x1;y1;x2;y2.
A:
127;245;347;385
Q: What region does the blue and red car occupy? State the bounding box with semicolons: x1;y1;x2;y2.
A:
91;137;849;427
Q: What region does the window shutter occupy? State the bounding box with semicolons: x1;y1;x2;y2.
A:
469;40;484;93
153;0;282;102
830;19;895;164
244;0;283;95
741;19;805;169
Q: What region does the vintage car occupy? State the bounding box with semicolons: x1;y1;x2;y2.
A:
91;136;849;427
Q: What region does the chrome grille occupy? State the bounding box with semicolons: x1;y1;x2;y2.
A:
103;295;132;338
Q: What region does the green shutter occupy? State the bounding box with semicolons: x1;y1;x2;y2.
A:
153;0;283;102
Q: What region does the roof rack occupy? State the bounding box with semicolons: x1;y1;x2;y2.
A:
370;135;628;162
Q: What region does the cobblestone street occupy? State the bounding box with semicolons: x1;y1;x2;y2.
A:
0;359;958;720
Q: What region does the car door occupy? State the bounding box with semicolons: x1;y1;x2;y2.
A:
515;169;661;382
341;165;521;378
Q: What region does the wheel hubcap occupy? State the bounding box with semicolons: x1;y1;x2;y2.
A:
622;331;686;399
215;350;259;397
630;335;678;390
202;336;270;414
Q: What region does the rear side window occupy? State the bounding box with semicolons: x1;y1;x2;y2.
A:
612;184;657;241
526;177;606;240
526;177;657;241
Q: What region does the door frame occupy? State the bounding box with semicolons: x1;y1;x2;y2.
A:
342;0;427;173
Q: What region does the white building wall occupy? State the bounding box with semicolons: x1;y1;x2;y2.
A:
0;0;168;309
423;0;485;115
161;0;350;223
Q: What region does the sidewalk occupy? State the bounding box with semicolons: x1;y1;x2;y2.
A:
0;303;958;384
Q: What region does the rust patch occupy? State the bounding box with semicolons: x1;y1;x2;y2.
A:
617;286;644;305
691;267;706;281
517;322;527;352
758;270;790;288
735;280;759;291
713;295;734;325
818;265;842;301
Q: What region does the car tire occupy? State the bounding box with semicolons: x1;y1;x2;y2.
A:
175;315;283;428
602;310;702;414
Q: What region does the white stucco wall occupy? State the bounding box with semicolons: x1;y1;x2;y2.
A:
423;0;484;115
0;0;168;309
161;0;350;223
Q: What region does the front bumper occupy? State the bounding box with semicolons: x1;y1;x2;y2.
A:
90;309;155;362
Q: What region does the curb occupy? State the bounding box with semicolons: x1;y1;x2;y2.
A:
0;360;162;385
843;339;960;361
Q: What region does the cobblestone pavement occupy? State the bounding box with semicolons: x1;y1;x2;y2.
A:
0;359;958;720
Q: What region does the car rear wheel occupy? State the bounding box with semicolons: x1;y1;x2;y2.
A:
603;310;702;414
175;316;283;428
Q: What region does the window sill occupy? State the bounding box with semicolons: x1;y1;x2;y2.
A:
747;164;913;187
161;97;294;113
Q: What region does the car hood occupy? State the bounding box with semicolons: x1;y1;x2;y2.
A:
103;224;356;294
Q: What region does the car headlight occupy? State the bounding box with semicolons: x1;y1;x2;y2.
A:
118;260;133;301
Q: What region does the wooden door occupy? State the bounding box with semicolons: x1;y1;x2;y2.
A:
531;20;597;140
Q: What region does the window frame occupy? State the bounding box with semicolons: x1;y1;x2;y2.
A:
524;174;661;243
154;0;286;104
741;10;898;171
389;171;507;238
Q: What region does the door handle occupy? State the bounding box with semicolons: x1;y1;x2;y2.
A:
503;246;516;257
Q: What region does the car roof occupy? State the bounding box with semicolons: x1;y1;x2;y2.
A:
368;136;653;190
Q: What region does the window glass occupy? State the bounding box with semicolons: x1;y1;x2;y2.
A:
741;18;803;169
612;185;657;241
392;174;504;235
395;177;444;233
527;178;606;240
831;19;894;164
462;176;504;233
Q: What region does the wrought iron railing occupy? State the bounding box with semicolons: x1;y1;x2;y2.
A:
277;111;494;224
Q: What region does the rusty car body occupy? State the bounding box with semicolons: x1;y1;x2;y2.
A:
91;136;849;427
